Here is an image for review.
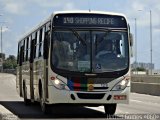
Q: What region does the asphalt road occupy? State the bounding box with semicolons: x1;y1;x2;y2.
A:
0;73;160;120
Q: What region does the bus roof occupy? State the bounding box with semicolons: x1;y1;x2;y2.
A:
53;10;127;18
18;10;127;42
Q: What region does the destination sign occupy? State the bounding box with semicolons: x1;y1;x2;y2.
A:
53;14;127;28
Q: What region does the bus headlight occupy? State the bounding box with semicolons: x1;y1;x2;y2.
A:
111;77;130;91
51;77;69;90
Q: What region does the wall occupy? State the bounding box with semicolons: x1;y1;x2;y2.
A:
131;75;160;96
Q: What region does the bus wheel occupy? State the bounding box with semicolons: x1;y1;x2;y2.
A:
40;88;51;114
23;83;30;105
104;104;117;115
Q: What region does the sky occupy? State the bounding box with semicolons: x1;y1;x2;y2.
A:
0;0;160;69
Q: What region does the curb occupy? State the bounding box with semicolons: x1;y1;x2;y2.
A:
0;104;19;120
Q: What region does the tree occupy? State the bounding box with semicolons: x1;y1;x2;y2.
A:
7;55;16;61
132;67;146;72
3;55;17;69
136;67;146;71
0;53;5;60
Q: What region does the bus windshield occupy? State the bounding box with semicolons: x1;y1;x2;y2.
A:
51;29;129;73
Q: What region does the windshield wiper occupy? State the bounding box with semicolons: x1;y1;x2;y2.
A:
71;29;87;46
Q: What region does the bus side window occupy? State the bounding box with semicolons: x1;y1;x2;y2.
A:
43;31;50;59
36;31;40;58
19;47;22;66
19;40;24;65
27;36;31;61
17;43;20;64
39;27;44;57
25;37;29;61
33;32;37;59
43;23;50;59
22;40;25;63
30;33;36;63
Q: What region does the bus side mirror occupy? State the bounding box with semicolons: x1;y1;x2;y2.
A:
129;33;133;47
43;31;50;59
129;33;134;57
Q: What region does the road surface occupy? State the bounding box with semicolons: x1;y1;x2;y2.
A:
0;73;160;120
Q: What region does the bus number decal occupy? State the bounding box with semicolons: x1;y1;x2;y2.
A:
101;83;108;88
63;17;74;24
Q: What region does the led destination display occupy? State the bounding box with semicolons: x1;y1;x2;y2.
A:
53;13;127;28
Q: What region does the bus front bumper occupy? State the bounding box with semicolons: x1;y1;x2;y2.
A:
47;86;130;105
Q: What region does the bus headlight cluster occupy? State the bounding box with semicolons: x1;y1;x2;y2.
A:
51;77;69;90
111;77;130;91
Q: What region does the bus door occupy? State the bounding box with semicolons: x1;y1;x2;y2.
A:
19;44;23;97
29;36;35;101
43;23;51;100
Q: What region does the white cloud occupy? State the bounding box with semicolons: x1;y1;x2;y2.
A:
3;1;27;15
30;0;76;11
123;0;160;68
32;0;61;8
1;0;76;15
63;2;76;10
5;3;18;14
131;1;145;11
125;0;160;28
1;26;9;32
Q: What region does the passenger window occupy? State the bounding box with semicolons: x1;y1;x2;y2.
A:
36;31;40;45
32;32;37;59
35;31;40;58
25;38;28;61
22;40;25;62
39;27;45;57
28;36;31;61
36;44;39;58
30;33;36;63
17;43;20;64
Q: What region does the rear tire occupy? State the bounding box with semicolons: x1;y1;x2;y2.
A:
104;104;117;115
23;83;31;106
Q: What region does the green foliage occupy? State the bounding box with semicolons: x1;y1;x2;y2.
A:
0;53;5;60
3;55;17;69
132;67;146;71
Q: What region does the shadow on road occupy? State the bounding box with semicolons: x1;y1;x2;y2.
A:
0;101;121;119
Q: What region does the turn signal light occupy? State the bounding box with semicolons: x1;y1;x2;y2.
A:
50;76;55;80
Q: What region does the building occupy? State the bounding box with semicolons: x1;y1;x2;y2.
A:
148;69;160;75
131;62;154;70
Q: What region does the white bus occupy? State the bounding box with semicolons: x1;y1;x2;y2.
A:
16;11;133;115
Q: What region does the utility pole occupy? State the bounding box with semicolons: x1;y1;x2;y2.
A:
138;10;153;75
135;18;137;74
0;14;4;72
0;26;3;72
150;10;152;75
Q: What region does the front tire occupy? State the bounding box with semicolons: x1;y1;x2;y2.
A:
104;104;117;115
39;86;51;114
